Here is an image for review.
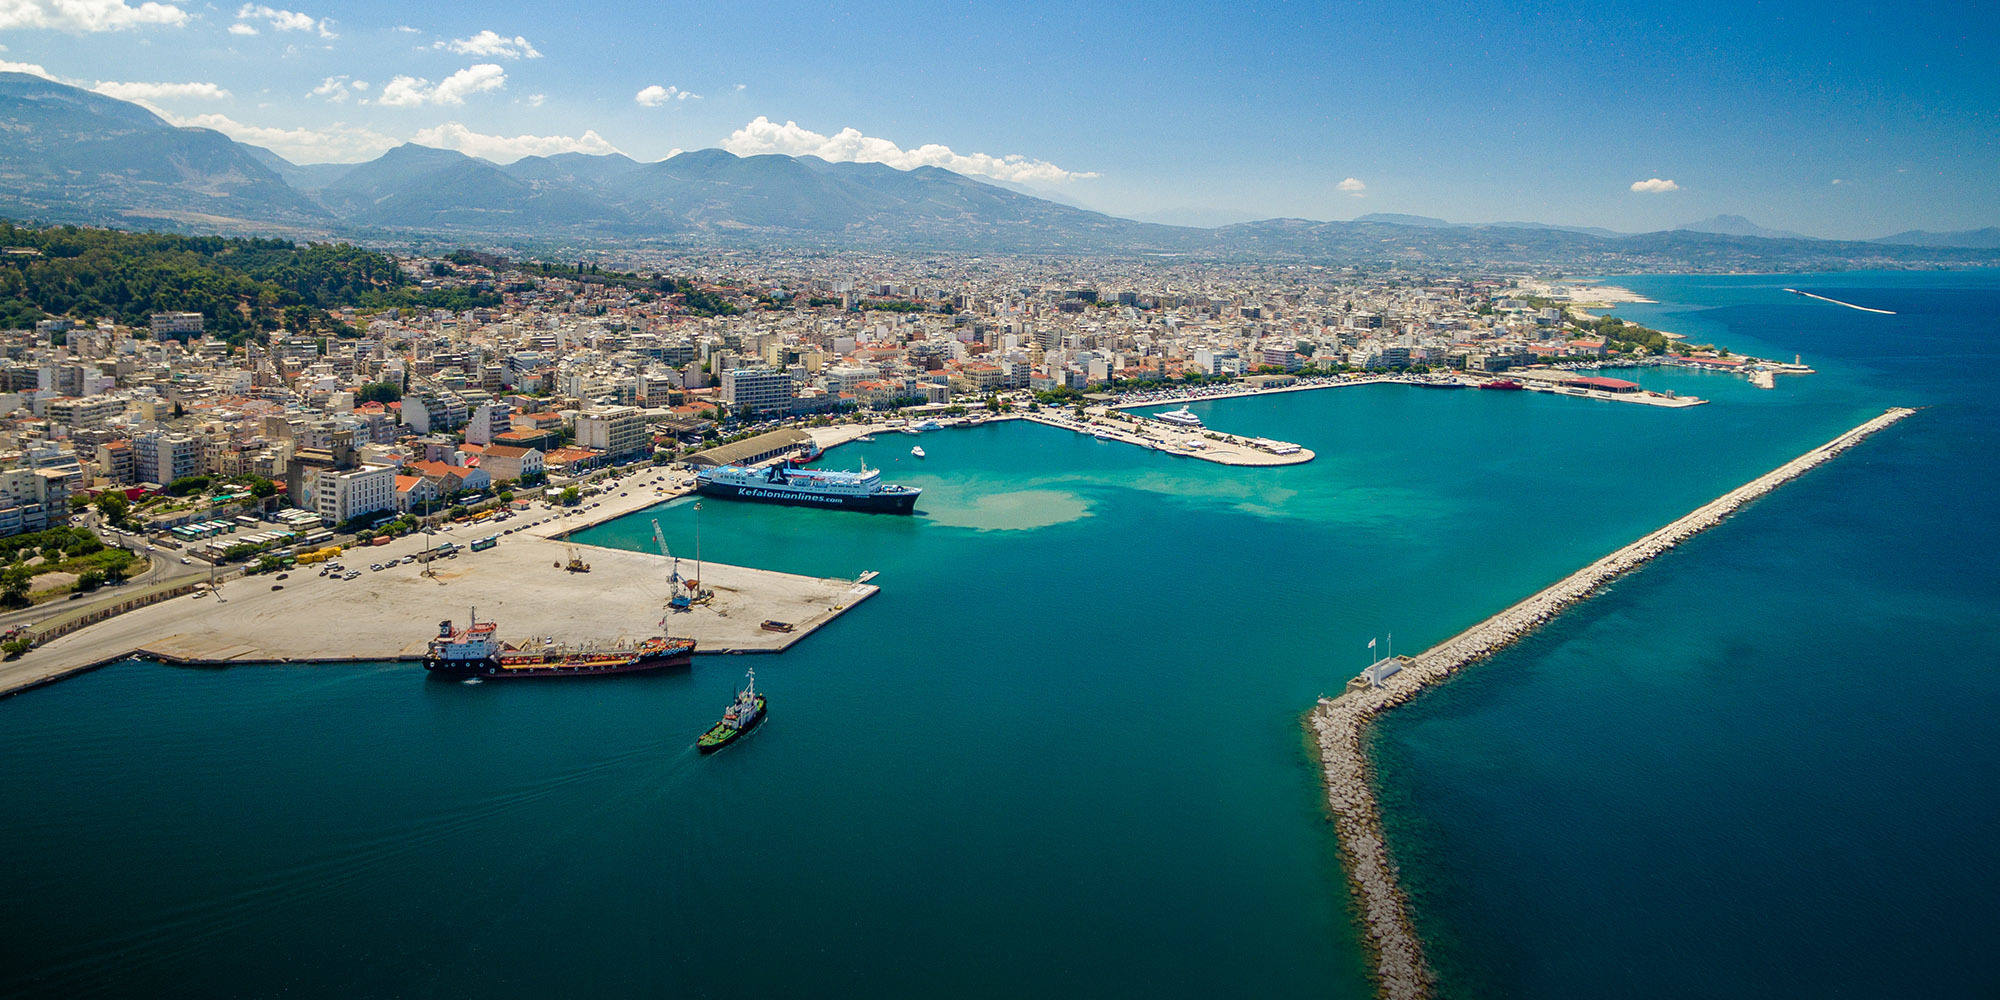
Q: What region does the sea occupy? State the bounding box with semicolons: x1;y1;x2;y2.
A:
1;271;1992;998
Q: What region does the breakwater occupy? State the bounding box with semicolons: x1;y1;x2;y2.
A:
1309;406;1916;999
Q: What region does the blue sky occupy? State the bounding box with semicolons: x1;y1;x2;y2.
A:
2;0;1993;237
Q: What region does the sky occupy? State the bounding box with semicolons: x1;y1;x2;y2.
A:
1;0;1994;238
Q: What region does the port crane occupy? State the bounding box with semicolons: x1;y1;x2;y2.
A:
564;544;590;573
651;518;691;610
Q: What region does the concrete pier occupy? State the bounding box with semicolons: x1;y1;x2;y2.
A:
0;516;879;697
1308;406;1916;1000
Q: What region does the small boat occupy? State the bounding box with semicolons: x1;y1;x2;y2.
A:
911;445;926;459
760;619;795;633
857;434;876;443
1092;428;1115;440
697;668;766;754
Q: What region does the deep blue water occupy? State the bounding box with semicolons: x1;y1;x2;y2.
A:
1375;270;2000;997
0;271;1990;997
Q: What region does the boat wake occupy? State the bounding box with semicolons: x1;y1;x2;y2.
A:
1785;288;1896;315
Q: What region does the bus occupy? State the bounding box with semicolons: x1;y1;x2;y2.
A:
470;535;499;552
304;530;334;546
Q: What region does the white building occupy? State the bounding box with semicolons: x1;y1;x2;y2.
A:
307;464;397;525
574;405;648;460
720;368;794;417
133;431;201;486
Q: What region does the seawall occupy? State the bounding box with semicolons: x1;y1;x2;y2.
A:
1309;406;1916;999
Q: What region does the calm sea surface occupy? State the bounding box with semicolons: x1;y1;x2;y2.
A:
1;271;1990;997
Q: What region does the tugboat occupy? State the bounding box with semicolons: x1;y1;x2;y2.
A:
697;668;766;753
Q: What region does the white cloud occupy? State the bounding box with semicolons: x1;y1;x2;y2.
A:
635;84;698;106
733;83;745;92
435;30;540;59
307;74;352;102
91;79;231;101
0;58;58;79
1630;177;1680;193
233;4;334;38
377;64;506;107
720;116;1098;185
409;122;620;163
525;93;545;107
227;21;256;34
161;110;397;163
1831;178;1845;185
0;0;188;31
1336;177;1365;196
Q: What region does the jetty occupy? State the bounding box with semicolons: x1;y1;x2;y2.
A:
1309;406;1916;999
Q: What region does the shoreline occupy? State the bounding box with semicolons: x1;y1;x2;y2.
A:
1308;406;1917;1000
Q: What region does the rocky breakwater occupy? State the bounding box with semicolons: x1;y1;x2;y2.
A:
1309;406;1915;999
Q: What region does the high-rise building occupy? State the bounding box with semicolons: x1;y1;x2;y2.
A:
574;405;648;460
720;368;794;417
132;431;200;486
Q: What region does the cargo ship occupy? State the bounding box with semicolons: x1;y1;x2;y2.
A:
697;668;766;753
694;459;920;514
423;609;695;678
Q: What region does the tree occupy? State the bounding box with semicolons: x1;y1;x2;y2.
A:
93;491;130;526
559;486;581;507
356;382;401;404
1;565;32;604
246;476;277;498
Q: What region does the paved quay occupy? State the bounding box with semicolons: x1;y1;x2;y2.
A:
1307;406;1916;1000
0;490;878;696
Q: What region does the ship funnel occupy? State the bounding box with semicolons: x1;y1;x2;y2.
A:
438;619;454;637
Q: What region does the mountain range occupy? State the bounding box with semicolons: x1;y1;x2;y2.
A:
3;72;1996;269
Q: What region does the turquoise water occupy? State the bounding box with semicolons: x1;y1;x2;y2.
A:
1;272;1988;996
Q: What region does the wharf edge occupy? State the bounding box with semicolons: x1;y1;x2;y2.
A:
1309;406;1917;1000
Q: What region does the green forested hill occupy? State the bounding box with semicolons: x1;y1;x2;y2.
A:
0;222;498;342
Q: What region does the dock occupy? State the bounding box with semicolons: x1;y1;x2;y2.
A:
1308;407;1917;1000
0;514;878;697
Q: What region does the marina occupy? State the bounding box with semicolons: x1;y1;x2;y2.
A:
1308;406;1916;1000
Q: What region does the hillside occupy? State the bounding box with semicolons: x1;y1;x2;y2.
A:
2;71;1997;270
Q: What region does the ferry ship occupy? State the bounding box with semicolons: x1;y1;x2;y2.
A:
1154;406;1204;429
696;668;765;753
695;459;920;514
423;610;695;678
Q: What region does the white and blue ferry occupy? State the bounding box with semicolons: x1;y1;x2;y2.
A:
694;459;921;514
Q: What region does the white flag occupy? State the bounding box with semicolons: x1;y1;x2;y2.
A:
1368;638;1377;649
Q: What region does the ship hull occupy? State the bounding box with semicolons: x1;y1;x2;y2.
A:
694;480;918;514
697;696;767;753
423;641;694;678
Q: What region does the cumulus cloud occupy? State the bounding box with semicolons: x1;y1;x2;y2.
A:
0;58;58;79
525;93;545;107
1630;177;1680;193
0;0;188;31
1336;177;1365;196
234;4;334;38
226;21;256;34
409;122;621;162
377;64;506;107
635;84;697;106
721;116;1097;185
161;110;396;163
92;79;231;101
435;30;540;59
307;74;354;102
